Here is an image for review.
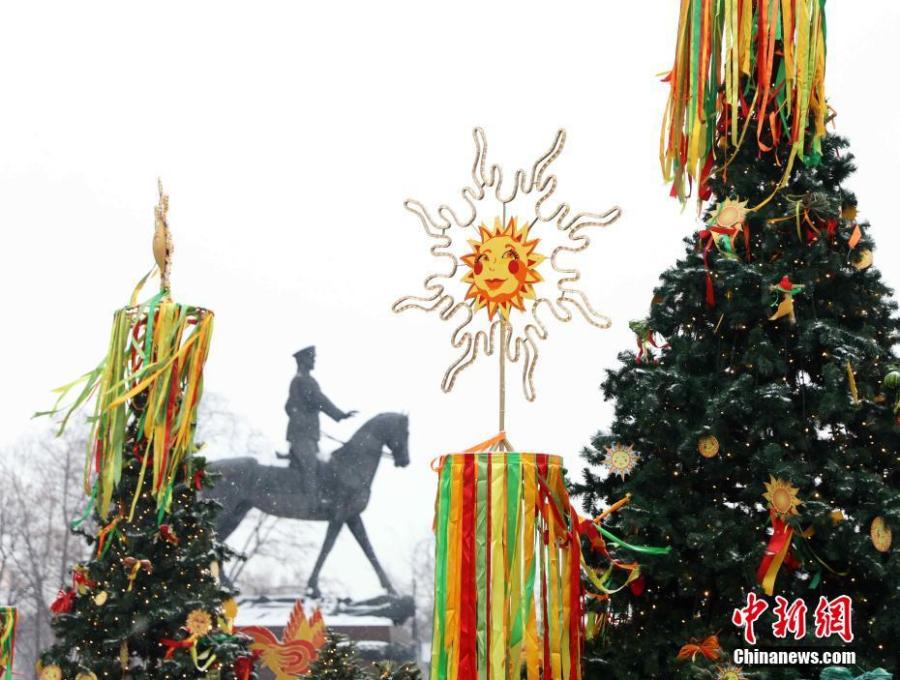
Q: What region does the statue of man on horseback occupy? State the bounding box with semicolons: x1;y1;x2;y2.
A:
282;346;357;503
208;346;410;598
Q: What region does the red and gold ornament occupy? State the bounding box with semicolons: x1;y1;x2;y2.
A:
757;477;802;595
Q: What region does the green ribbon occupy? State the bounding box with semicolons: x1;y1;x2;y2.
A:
597;526;672;556
156;482;174;525
71;481;99;530
431;459;451;680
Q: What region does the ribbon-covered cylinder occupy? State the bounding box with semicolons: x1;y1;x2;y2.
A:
431;452;584;680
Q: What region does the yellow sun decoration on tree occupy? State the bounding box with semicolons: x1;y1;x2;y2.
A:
603;443;640;479
763;476;802;518
461;217;545;320
716;664;748;680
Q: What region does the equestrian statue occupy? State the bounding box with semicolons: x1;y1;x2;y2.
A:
208;346;410;599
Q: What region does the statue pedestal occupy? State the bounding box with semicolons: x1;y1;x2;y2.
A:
236;594;417;677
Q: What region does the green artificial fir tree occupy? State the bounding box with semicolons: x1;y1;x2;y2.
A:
578;3;899;679
371;660;423;680
37;185;257;680
40;439;256;680
306;632;368;680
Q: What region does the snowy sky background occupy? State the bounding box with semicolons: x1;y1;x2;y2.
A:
1;1;898;600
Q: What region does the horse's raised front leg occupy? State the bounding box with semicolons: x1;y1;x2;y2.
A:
306;520;343;599
346;514;396;595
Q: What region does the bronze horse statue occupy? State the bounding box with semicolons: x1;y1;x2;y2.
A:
208;412;410;598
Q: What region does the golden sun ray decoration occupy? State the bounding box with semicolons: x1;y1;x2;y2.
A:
393;128;621;403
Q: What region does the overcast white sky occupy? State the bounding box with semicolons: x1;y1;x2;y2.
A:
1;2;898;598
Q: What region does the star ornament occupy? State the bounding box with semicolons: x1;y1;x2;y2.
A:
603;443;640;479
763;476;802;518
393;128;621;401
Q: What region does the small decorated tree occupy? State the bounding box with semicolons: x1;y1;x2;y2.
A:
305;632;368;680
37;184;257;680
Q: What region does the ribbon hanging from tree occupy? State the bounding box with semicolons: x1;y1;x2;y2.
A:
661;0;828;203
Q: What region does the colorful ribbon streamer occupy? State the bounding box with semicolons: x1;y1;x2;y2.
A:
0;608;17;680
661;0;828;203
757;510;797;595
42;280;214;520
430;451;668;680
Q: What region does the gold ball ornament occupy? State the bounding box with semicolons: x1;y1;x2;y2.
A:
698;435;720;458
76;673;98;680
94;591;108;606
603;443;640;479
871;517;892;553
40;665;63;680
852;249;873;270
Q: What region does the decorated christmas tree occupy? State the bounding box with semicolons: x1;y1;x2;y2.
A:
37;185;257;680
578;2;899;679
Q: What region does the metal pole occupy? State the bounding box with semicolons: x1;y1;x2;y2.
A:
499;319;506;433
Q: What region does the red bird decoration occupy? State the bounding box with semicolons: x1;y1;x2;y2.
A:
239;600;326;680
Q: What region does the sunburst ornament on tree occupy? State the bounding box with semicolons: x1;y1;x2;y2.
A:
603;443;640;479
715;664;748;680
394;128;621;404
763;476;802;518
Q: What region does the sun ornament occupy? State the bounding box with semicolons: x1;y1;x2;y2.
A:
462;217;545;320
871;516;892;553
603;443;640;480
39;665;63;680
716;664;748;680
698;434;720;458
393;128;621;402
763;476;802;518
185;609;213;637
712;198;749;229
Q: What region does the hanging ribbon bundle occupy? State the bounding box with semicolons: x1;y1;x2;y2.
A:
430;448;666;680
661;0;828;203
431;452;581;680
0;608;17;680
39;185;214;520
45;287;213;520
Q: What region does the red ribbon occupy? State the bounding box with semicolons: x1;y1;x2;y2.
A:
159;524;179;545
160;637;194;659
635;331;669;365
698;226;737;307
756;510;799;593
458;454;476;680
72;569;96;591
234;651;260;680
50;588;76;615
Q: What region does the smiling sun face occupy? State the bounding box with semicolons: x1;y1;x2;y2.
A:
461;217;545;320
